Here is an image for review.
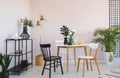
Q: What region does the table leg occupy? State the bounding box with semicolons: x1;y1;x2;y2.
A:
74;48;76;65
66;48;69;73
57;47;60;56
57;47;60;67
84;46;89;70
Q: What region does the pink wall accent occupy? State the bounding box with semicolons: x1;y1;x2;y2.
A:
30;0;108;62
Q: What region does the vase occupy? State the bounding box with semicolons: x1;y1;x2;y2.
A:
20;26;30;39
68;41;73;45
64;37;68;45
68;36;73;45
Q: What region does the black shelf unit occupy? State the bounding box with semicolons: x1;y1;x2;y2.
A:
6;39;33;75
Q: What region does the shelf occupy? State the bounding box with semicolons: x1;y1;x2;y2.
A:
9;63;32;74
6;39;33;41
6;39;33;75
8;51;32;56
8;52;22;56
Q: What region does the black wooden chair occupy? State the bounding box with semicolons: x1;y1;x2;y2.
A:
40;44;64;78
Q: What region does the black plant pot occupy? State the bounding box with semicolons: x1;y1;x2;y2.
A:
64;37;68;45
20;26;30;39
1;71;9;78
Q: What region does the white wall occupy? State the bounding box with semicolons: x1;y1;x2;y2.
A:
0;0;109;64
30;0;109;61
0;0;31;54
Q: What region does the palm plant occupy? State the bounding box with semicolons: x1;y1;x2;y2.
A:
0;54;12;78
0;54;12;72
92;25;120;61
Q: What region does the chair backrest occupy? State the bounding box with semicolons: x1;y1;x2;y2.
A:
40;44;51;60
88;43;99;58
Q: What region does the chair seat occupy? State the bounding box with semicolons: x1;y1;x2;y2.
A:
78;55;94;59
45;56;62;61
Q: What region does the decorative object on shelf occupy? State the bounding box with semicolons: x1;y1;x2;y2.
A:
60;25;69;44
7;33;22;39
92;25;120;62
20;26;30;39
20;18;34;39
21;60;28;68
0;54;12;78
36;15;45;26
67;30;75;45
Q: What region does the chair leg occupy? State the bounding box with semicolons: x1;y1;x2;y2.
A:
86;60;89;70
41;61;46;75
94;59;100;75
54;60;56;72
49;61;51;78
90;60;93;71
56;59;58;68
59;59;64;74
77;58;80;72
82;60;85;77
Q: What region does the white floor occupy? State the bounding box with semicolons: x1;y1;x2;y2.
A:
10;63;120;78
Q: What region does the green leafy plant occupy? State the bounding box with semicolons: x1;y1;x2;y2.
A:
0;54;12;72
21;18;34;27
92;25;120;61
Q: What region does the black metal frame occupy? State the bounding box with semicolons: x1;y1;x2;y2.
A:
6;39;33;75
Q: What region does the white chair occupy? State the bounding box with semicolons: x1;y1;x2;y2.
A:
77;43;100;77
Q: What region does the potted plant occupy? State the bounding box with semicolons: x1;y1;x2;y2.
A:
92;25;120;63
0;54;12;78
20;18;34;39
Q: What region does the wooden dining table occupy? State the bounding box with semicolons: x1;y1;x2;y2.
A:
57;44;89;73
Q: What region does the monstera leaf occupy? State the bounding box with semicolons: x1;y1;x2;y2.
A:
60;25;69;37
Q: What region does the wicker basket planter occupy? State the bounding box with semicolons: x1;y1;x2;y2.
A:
36;55;44;66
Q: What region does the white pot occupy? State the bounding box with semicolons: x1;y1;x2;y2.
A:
105;52;113;64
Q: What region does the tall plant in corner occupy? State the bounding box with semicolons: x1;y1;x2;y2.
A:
92;25;120;62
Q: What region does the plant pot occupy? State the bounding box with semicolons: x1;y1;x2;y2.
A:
1;71;9;78
105;52;113;64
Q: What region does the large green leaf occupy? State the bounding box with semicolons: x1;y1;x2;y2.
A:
92;25;120;52
1;55;12;72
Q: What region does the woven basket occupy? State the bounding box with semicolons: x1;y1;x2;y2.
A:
36;55;44;66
